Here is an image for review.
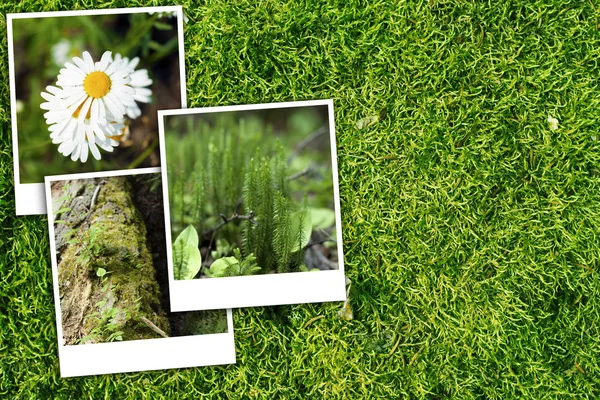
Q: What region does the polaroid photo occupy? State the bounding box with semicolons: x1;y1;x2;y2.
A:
46;167;235;377
9;6;186;215
159;99;347;311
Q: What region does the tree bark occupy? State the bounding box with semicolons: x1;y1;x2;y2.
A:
51;176;170;345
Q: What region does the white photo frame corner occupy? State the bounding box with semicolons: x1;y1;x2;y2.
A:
158;99;348;312
9;5;187;216
45;167;235;378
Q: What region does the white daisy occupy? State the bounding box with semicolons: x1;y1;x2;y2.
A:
55;51;135;127
41;85;125;162
113;53;153;119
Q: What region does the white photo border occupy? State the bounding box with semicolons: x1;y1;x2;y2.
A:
45;167;235;378
158;100;347;311
10;6;187;215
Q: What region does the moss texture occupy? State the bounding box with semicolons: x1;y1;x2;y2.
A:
57;177;169;345
3;1;600;398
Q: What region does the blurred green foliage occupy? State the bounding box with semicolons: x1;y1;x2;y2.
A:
12;12;180;183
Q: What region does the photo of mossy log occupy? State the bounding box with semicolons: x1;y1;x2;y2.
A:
51;173;227;346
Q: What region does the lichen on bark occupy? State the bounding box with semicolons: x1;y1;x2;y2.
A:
54;176;170;345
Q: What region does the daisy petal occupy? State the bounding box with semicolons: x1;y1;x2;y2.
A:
77;97;92;125
64;62;86;77
71;144;81;161
109;69;133;81
89;139;102;160
80;142;89;162
126;104;142;119
56;76;84;87
95;137;115;152
90;99;99;126
134;88;152;101
82;51;96;71
103;93;126;117
59;138;76;154
65;119;78;142
73;120;86;149
127;57;139;69
72;56;91;74
104;60;118;76
96;98;108;125
96;51;112;72
46;85;64;96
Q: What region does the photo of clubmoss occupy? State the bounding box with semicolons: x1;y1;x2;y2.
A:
164;105;339;280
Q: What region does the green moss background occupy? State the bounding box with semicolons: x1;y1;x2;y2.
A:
2;0;600;398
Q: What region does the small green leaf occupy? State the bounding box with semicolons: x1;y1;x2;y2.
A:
338;299;353;320
206;257;239;277
173;225;202;280
216;239;231;255
96;268;107;277
148;40;163;51
153;21;174;31
324;240;337;249
211;239;232;260
355;115;379;130
174;225;199;248
290;208;312;252
310;208;336;229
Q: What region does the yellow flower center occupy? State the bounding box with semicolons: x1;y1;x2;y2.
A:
83;71;111;98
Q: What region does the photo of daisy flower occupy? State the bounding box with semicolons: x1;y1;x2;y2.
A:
8;7;185;214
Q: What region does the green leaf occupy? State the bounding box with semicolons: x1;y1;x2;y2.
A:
216;239;231;255
173;225;199;249
211;238;232;260
148;40;163;51
96;268;107;277
153;21;174;31
310;208;336;229
355;115;379;130
290;208;312;252
173;225;202;280
206;256;239;278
